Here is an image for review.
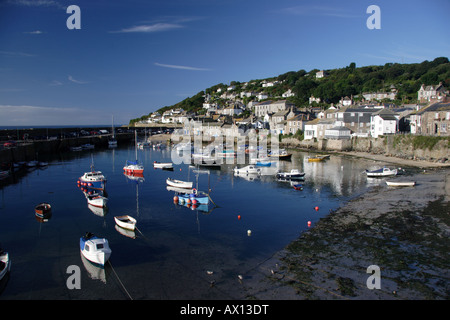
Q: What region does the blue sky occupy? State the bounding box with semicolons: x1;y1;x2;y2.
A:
0;0;448;126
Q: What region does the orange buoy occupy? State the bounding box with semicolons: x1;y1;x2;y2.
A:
238;215;241;220
315;206;319;211
307;221;311;227
192;199;198;205
186;198;191;204
173;196;179;202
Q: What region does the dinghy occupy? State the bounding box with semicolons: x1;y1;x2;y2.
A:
35;203;52;217
365;167;397;177
166;178;193;189
114;215;137;231
80;232;111;266
85;192;108;208
153;161;173;169
386;181;415;187
276;169;305;179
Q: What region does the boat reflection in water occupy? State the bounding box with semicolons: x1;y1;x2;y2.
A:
80;253;108;284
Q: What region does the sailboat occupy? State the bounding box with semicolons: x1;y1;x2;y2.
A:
123;130;144;175
108;115;118;147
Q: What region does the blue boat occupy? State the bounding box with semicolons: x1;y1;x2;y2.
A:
78;170;106;190
178;189;210;205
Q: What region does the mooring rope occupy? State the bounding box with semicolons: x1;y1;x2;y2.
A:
107;260;133;300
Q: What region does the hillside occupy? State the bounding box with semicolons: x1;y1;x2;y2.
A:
129;57;450;125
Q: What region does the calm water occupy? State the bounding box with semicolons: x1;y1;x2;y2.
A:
0;143;385;299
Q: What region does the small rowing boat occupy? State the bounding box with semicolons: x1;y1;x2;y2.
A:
114;215;137;231
386;181;415;187
365;167;397;177
153;161;173;169
35;203;52;217
166;178;193;189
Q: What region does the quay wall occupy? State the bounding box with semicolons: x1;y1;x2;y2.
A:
283;135;449;162
0;133;133;164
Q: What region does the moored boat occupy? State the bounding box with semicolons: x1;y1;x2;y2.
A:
365;167;397;177
166;178;193;189
276;169;305;179
269;148;292;160
79;170;107;190
80;232;111;267
177;189;210;205
153;161;173;169
85;192;108;208
35;203;52;216
233;165;261;174
114;215;137;231
386;181;415;187
124;130;144;175
293;184;303;190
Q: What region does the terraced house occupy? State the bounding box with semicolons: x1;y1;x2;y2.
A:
409;101;450;136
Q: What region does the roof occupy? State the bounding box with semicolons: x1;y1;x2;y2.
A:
373;108;397;120
415;102;450;115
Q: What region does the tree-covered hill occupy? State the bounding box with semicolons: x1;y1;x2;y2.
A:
129;57;449;125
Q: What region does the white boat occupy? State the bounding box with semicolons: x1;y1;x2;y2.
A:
108;115;118;147
85;192;108;208
124;131;144;175
365;167;398;177
166;185;194;194
276;169;305;179
79;169;107;190
80;233;111;266
386;181;415;187
114;215;137;231
70;146;82;151
0;250;11;280
153;161;173;169
166;178;193;189
233;165;261;174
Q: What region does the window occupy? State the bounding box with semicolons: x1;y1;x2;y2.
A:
85;244;90;252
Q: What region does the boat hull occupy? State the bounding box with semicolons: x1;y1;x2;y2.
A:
114;215;136;231
80;235;111;267
366;168;397;177
166;178;193;189
386;181;415;187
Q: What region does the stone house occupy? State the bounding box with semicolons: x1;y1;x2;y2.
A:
409;101;450;136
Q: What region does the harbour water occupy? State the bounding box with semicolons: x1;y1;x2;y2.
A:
0;142;392;299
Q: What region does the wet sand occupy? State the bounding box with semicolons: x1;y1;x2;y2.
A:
239;159;449;300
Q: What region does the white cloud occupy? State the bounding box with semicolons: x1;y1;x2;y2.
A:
68;75;89;84
111;23;183;33
24;30;44;34
154;62;211;71
279;5;360;18
6;0;65;9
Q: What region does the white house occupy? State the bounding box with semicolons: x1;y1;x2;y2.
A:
257;92;269;100
254;100;294;117
370;108;398;137
316;70;328;79
417;82;447;103
282;89;295;98
309;95;321;104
